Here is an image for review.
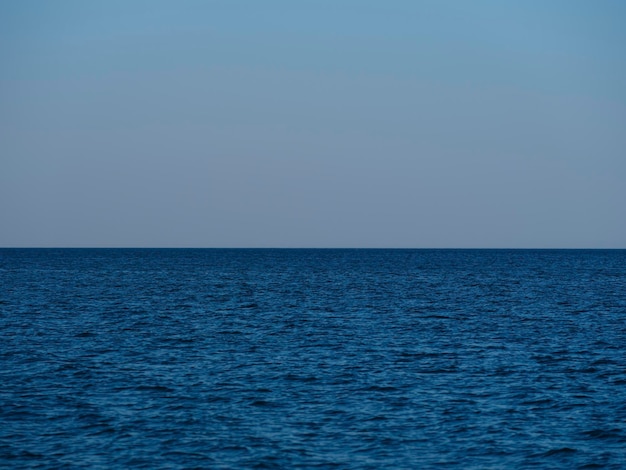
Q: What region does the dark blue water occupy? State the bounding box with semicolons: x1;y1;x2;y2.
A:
1;249;625;469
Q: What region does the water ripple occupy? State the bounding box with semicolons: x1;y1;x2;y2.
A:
1;248;625;468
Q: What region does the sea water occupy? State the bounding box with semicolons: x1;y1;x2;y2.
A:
1;249;625;469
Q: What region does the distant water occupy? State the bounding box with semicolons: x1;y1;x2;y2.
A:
1;249;625;469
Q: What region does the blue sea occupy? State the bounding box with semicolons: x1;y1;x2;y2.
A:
1;249;625;469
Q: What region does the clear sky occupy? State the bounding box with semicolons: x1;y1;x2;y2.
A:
1;0;625;247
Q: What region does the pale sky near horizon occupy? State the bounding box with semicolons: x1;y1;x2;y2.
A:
1;0;625;247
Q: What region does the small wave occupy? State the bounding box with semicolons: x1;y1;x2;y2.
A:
521;398;553;406
284;374;318;383
238;303;259;309
134;385;174;393
542;447;577;457
3;449;45;459
75;331;95;338
416;368;458;374
364;414;389;422
359;385;400;392
591;358;617;366
161;450;214;460
250;400;279;407
582;428;624;441
533;354;570;364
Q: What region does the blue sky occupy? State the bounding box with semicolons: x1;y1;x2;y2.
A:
1;0;625;247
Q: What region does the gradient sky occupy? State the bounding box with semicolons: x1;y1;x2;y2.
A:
1;0;625;247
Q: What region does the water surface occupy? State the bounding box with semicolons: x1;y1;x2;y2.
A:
1;249;625;468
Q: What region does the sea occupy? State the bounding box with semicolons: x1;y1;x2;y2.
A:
1;248;625;469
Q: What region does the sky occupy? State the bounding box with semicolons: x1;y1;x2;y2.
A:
1;0;625;248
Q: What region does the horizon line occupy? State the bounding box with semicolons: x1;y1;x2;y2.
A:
1;247;624;250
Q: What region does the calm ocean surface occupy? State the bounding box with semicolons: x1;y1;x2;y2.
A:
1;249;625;469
